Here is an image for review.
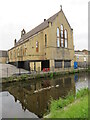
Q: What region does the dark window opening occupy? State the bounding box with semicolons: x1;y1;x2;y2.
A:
64;60;71;68
45;34;47;47
55;60;62;68
41;60;50;70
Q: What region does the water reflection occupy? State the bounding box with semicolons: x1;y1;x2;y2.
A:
2;72;89;118
2;76;75;117
2;91;38;118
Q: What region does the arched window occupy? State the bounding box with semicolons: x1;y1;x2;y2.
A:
36;41;39;52
24;44;27;55
60;25;64;47
57;28;60;47
64;30;68;48
57;28;59;37
60;25;64;38
20;47;23;56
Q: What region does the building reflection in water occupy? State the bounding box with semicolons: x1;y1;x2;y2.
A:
2;75;75;117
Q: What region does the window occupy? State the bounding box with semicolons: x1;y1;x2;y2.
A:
57;38;60;47
60;25;64;47
57;28;60;47
24;44;27;56
64;60;71;68
61;38;64;47
10;51;12;59
55;60;62;68
57;28;59;37
20;47;23;56
45;34;47;47
17;48;19;56
56;25;68;48
14;50;16;58
61;24;64;31
36;41;39;52
64;30;68;48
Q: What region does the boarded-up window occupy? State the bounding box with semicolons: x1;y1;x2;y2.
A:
64;60;71;68
55;60;62;68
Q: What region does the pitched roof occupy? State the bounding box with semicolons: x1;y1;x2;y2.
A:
16;11;60;45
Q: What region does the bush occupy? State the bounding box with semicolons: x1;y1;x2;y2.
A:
50;73;53;78
50;88;88;112
76;88;88;99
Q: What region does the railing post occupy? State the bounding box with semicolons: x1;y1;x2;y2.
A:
19;68;21;75
7;68;8;77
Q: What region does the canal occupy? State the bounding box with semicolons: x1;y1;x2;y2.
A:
0;72;89;118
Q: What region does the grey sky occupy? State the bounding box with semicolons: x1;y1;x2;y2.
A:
0;0;88;50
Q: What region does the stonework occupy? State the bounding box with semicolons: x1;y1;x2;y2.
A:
8;9;74;71
0;50;8;63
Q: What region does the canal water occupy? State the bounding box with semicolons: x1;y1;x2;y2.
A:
0;72;89;118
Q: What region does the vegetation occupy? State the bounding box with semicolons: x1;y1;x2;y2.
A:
2;68;89;83
44;88;88;118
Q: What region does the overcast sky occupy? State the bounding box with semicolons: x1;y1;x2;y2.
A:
0;0;89;51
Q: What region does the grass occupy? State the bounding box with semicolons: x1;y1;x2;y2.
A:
44;88;88;118
2;68;89;83
49;95;88;118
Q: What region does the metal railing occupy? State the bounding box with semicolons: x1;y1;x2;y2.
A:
0;64;88;79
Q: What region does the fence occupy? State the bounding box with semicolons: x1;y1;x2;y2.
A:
0;63;88;79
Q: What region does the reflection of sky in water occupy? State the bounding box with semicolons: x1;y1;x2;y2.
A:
2;92;38;118
0;92;2;119
75;76;88;93
1;72;89;118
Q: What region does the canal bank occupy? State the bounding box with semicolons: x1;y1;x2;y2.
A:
1;68;89;84
44;88;88;118
2;72;90;118
1;71;89;118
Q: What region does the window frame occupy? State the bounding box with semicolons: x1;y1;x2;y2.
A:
60;24;64;48
45;34;47;47
36;41;39;52
64;29;68;48
56;27;60;47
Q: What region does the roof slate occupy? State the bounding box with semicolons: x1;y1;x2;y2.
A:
16;11;60;45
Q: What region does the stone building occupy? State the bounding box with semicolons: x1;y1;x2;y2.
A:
75;50;88;67
0;50;8;63
8;7;74;71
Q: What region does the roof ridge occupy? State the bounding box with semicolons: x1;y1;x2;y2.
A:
17;10;61;44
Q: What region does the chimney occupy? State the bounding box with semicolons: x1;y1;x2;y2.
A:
14;39;17;46
60;5;62;11
44;19;46;22
21;29;26;37
48;21;52;27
